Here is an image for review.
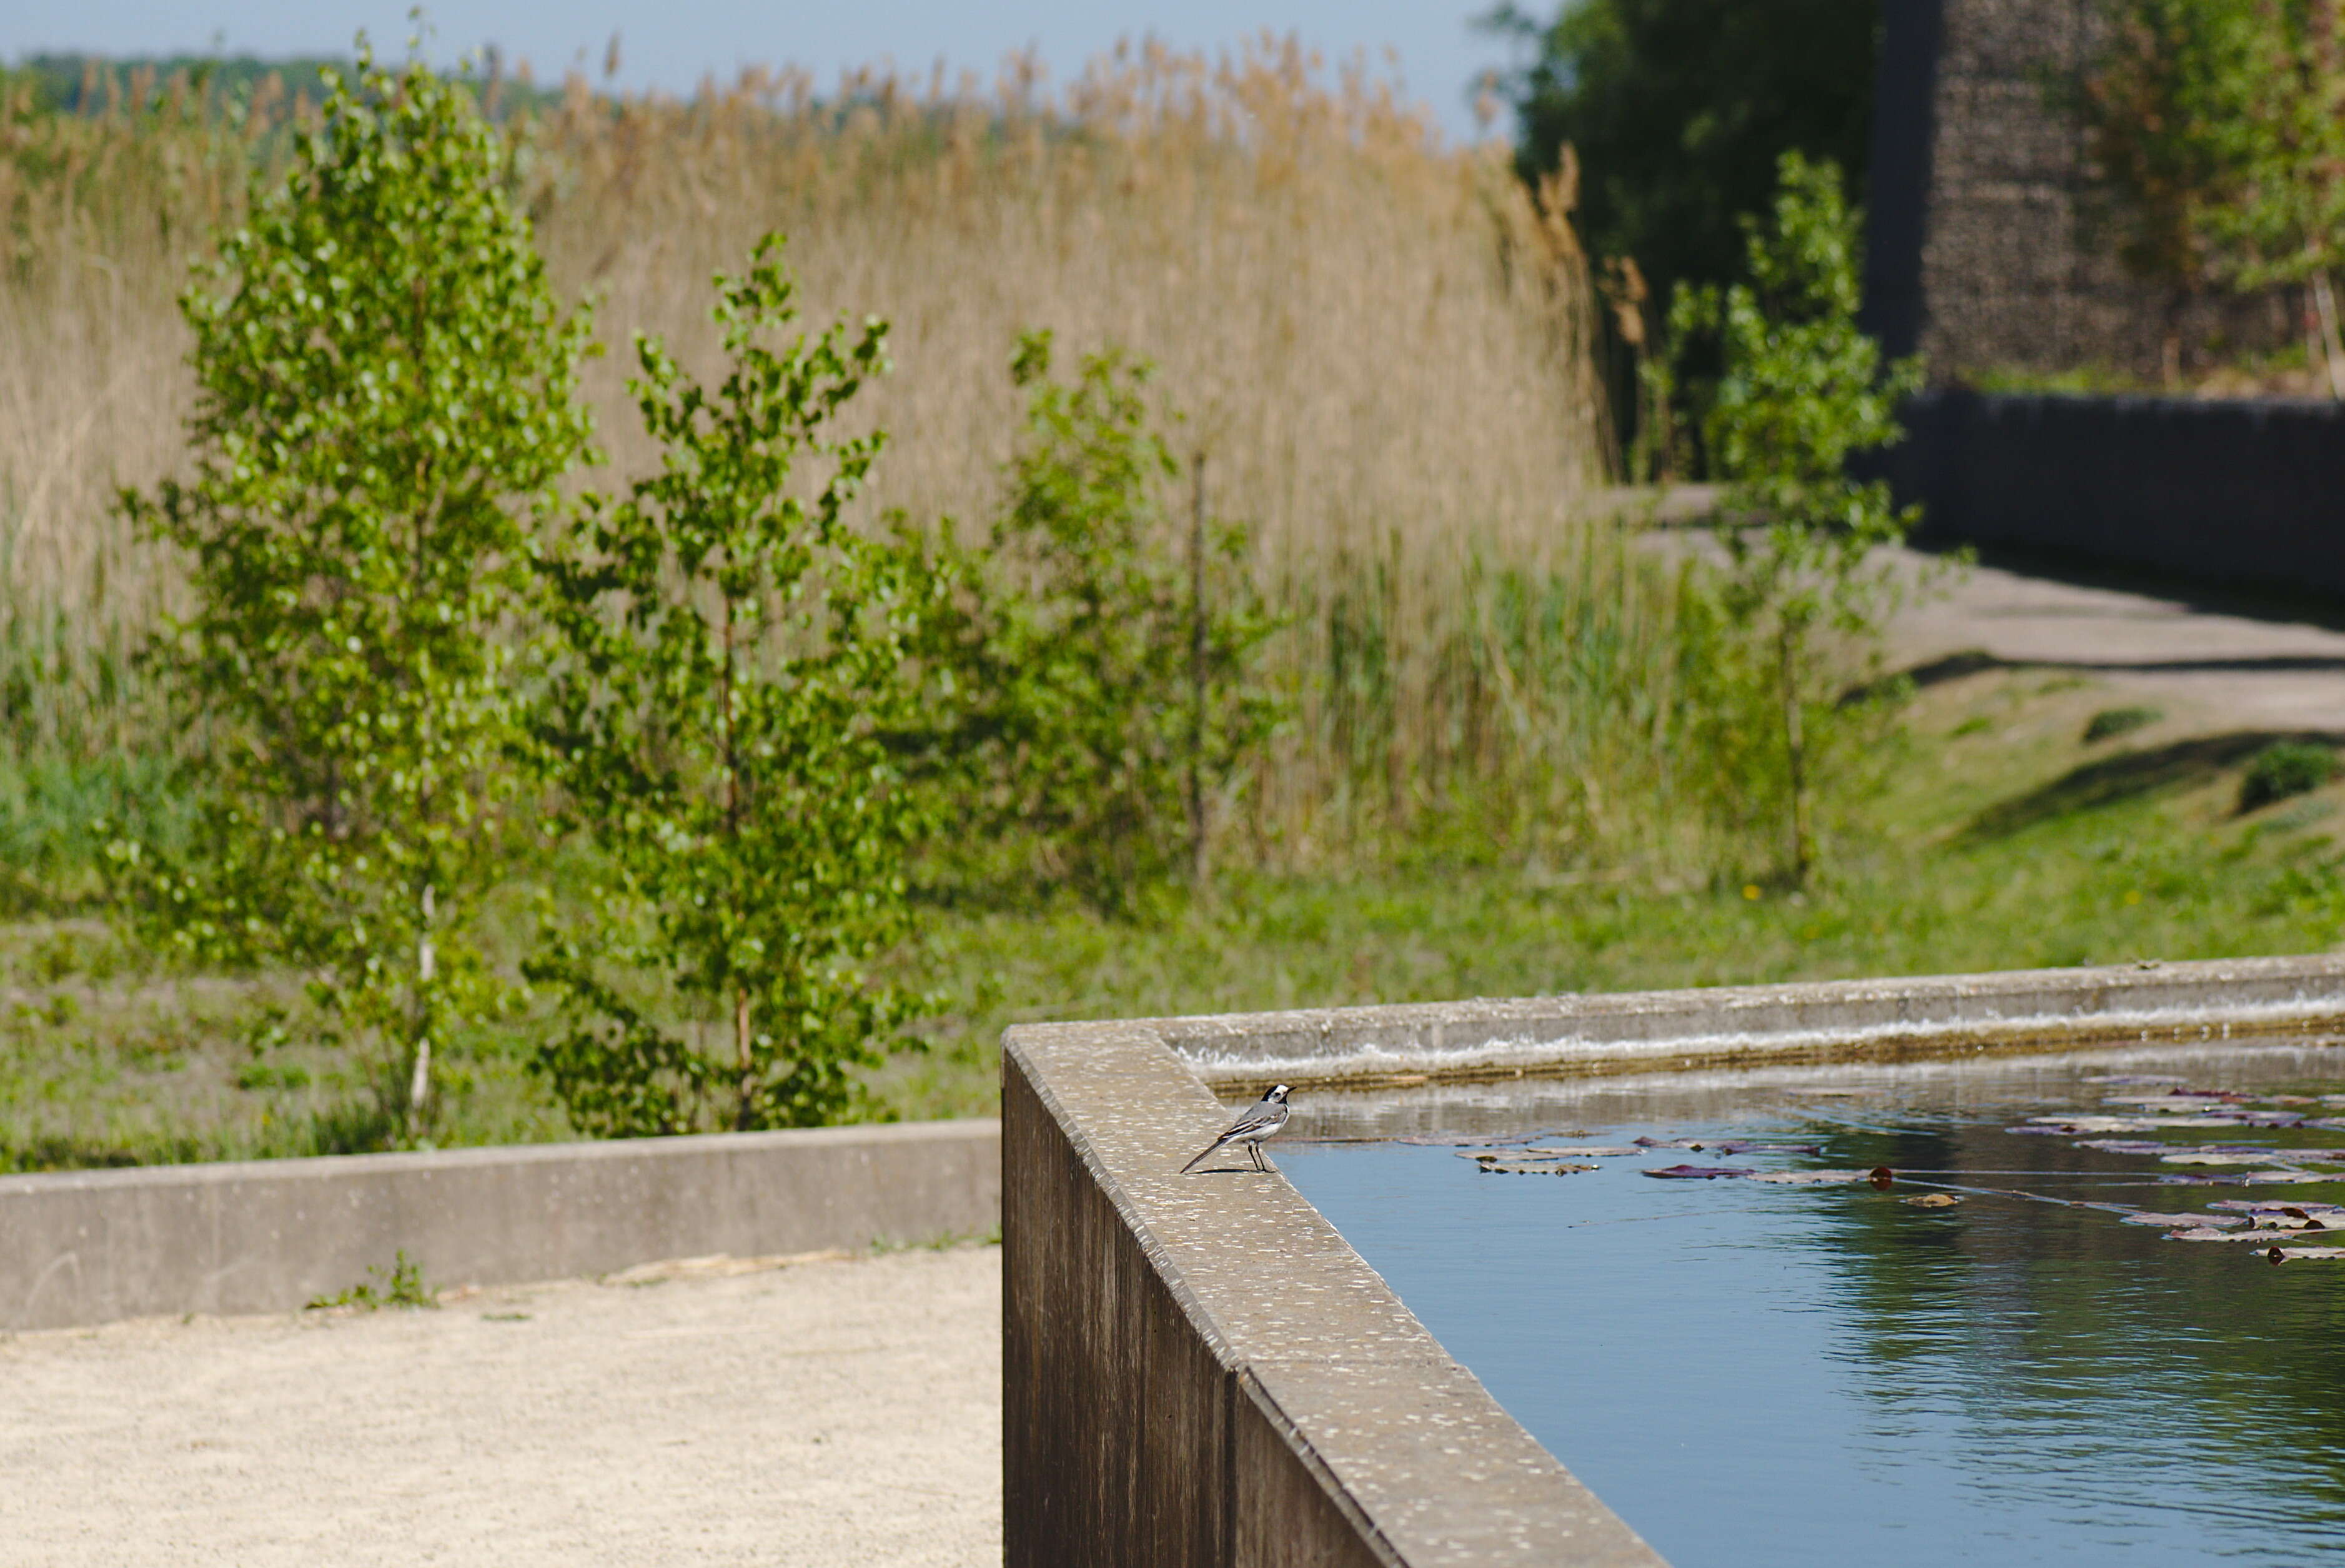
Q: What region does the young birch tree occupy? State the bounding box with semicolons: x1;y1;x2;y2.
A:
527;237;937;1136
1671;152;1923;888
110;41;595;1138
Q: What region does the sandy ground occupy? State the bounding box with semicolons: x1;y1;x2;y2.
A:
0;1246;1001;1568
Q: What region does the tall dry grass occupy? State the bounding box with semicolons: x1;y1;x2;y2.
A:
2;42;1708;874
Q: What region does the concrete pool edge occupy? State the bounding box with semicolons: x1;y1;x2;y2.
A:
1155;953;2345;1092
1004;954;2345;1566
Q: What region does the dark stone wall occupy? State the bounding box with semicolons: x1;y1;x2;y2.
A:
1868;0;2292;381
1890;389;2345;594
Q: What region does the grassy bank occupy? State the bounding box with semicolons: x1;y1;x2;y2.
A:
9;659;2343;1169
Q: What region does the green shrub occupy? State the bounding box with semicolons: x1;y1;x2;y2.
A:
928;331;1276;911
2239;742;2339;814
2083;705;2164;743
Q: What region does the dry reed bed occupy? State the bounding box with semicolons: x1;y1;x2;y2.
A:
2;43;1695;867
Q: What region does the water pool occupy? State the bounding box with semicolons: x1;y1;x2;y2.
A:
1276;1041;2345;1567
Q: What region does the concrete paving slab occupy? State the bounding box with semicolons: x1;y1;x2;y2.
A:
0;1245;1001;1567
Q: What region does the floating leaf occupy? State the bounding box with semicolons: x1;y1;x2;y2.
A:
1710;1141;1826;1156
1634;1136;1717;1151
1640;1164;1758;1179
2078;1139;2176;1155
2120;1211;2244;1228
1406;1133;1549;1148
1904;1193;1961;1208
2209;1199;2345;1215
2267;1247;2345;1263
2161;1151;2283;1165
2101;1093;2243;1109
2084;1074;2189;1085
2165;1226;2324;1243
1524;1146;1644;1158
2231;1111;2308;1127
1478;1159;1599;1176
1746;1169;1876;1185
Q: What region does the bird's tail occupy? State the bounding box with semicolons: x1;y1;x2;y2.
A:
1179;1138;1222;1174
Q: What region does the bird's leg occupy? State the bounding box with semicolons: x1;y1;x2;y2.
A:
1251;1141;1267;1173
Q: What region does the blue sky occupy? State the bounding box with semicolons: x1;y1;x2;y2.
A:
1;1;1531;142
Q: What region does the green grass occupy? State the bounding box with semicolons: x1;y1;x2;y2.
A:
6;663;2345;1169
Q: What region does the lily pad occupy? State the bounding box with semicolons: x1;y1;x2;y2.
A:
1640;1164;1758;1179
1478;1159;1599;1176
2077;1139;2176;1155
1710;1141;1825;1156
2084;1074;2188;1085
2120;1211;2245;1228
1903;1193;1961;1208
1746;1169;1875;1185
1523;1146;1643;1158
2209;1199;2345;1214
2161;1151;2282;1165
2164;1226;2324;1243
2266;1247;2345;1263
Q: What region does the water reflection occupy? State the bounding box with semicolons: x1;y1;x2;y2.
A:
1276;1041;2345;1567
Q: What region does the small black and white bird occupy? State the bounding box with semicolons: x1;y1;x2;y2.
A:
1180;1084;1292;1173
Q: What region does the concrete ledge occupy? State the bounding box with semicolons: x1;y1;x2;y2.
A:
1005;955;2345;1566
0;1119;999;1331
1151;953;2345;1091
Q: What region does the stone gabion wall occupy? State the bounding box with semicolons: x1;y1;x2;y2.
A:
1874;0;2292;382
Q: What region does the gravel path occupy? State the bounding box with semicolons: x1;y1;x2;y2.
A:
1894;550;2345;732
0;1246;1001;1567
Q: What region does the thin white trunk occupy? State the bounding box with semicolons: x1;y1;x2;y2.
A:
408;883;435;1126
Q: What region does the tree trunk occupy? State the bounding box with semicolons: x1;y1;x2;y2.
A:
733;985;755;1131
407;881;435;1137
2314;272;2345;399
1779;625;1815;890
1187;452;1209;890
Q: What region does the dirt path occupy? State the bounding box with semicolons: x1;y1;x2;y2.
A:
0;1246;1000;1567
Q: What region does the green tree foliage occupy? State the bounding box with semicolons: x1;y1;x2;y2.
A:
931;333;1277;912
2069;0;2345;382
527;236;938;1137
1667;154;1923;886
1482;0;1880;300
107;40;596;1136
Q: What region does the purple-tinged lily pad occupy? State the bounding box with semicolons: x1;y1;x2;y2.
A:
2161;1151;2281;1165
2120;1211;2245;1228
2209;1199;2345;1214
1746;1169;1875;1185
1640;1164;1759;1180
2266;1247;2345;1263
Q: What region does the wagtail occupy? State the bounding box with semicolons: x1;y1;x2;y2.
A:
1181;1084;1292;1173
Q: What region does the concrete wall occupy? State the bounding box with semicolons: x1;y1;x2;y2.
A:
1006;1020;1672;1568
1888;389;2345;596
0;1119;999;1331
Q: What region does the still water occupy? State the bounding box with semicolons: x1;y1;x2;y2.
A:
1275;1043;2345;1567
